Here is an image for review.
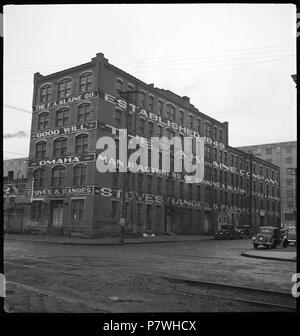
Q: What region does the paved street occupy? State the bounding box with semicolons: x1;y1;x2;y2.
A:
4;238;296;312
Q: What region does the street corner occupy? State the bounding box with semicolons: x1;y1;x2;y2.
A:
241;247;296;262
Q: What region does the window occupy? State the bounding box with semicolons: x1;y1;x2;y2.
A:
157;177;162;194
146;205;152;230
266;148;272;155
224;172;228;187
188;184;192;199
287;201;294;208
115;109;122;127
213;148;217;161
31;201;42;221
128;113;133;132
36;141;47;159
112;171;119;188
231;154;234;166
166;104;175;121
71;199;84;221
156;206;162;226
253;162;256;174
219;129;223;143
37;112;49;130
266;168;269;178
271;170;274;180
189;115;193;129
197;185;201;200
204;144;211;159
179;182;184;197
179;110;184;124
148;122;154;137
149;96;154;112
139;118;145;134
197;119;201;133
79;72;92;93
137;173;143;192
34;168;45;188
287;190;294;198
75;134;88;154
213;127;217;140
137;203;143;222
169;180;174;196
56;108;69;127
204;122;211;137
51;166;66;186
78;103;91;123
213;168;217;181
40;85;52;103
219;171;223;185
285;147;292;153
286;157;292;164
286;179;293;186
260;166;263;175
158;100;163;115
116;79;123;95
58;79;71;98
224;152;228;164
73;164;86;186
260;182;263;193
111;201;118;219
157;125;163;137
147;175;152;193
53;137;67;157
140;92;146;108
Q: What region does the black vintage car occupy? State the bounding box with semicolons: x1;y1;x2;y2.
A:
215;224;239;240
252;226;281;249
235;225;253;239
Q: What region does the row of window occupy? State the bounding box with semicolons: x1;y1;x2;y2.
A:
35;134;88;159
114;107;223;141
33;164;86;187
112;171;279;199
37;103;91;130
31;199;84;222
39;72;93;103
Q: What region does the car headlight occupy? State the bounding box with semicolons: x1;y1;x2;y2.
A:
252;237;256;240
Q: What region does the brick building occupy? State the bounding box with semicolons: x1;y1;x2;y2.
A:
24;52;281;236
238;141;296;227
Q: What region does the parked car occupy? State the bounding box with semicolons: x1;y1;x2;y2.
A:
235;225;253;239
252;226;281;249
215;225;239;240
286;227;296;245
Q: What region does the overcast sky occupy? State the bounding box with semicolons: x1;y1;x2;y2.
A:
3;4;297;160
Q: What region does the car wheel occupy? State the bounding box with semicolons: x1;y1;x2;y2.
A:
253;243;258;249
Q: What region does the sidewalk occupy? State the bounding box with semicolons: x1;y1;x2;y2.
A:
4;233;214;246
242;248;296;262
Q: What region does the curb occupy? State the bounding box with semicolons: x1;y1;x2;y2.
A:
5;237;214;247
241;252;296;263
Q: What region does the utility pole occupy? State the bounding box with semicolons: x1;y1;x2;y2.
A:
117;89;140;241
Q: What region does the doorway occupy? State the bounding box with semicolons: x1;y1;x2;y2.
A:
51;200;64;228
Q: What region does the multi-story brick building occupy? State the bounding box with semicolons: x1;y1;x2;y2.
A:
238;141;296;227
23;52;281;236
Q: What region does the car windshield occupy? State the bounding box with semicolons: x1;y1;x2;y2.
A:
259;228;273;234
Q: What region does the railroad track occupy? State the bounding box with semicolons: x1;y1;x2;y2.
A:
162;276;296;311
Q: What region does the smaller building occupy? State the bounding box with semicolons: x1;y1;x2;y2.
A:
3;158;31;233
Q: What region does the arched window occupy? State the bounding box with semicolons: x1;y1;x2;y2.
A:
56;108;69;127
52;166;66;187
58;79;71;98
37;112;49;130
40;84;52;103
75;134;88;154
73;164;86;186
79;72;92;93
116;79;123;95
77;103;91;123
53;137;67;157
36;141;47;159
166;104;175;121
34;168;45;187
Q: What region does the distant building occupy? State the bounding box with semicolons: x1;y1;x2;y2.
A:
3;158;30;233
238;141;296;227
